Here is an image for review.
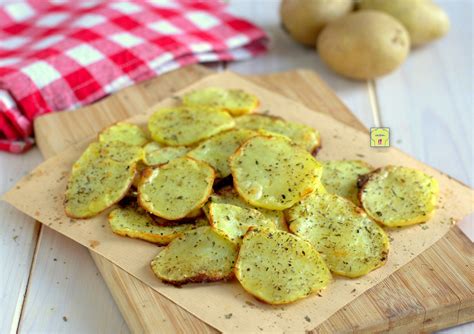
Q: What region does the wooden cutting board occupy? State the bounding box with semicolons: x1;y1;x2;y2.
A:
34;65;473;333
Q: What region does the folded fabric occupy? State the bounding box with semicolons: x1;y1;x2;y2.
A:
0;0;268;153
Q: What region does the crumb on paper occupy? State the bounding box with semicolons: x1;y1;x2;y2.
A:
304;315;311;322
62;316;68;322
225;313;233;319
12;235;18;242
89;240;100;249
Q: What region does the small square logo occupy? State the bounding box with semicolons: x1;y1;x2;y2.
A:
370;127;390;147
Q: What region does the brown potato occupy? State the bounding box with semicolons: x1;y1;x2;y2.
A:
358;0;450;46
280;0;353;46
317;10;410;79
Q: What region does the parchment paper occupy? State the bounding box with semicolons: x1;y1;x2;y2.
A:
3;72;473;333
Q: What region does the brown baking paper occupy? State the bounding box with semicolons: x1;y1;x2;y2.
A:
3;72;473;333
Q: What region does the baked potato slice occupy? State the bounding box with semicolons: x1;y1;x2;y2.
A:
235;114;321;154
207;187;287;231
143;142;190;166
99;122;148;146
235;228;331;304
229;135;323;210
65;158;136;219
76;141;144;166
287;191;390;278
138;157;215;220
208;203;275;243
187;129;257;178
151;226;238;285
148;106;235;146
108;204;207;245
182;87;259;116
359;166;439;227
321;160;373;205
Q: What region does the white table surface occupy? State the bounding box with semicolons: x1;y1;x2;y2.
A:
0;1;472;333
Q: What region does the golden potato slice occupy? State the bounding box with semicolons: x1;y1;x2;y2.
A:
287;191;390;278
207;187;287;231
138;157;215;220
151;226;238;285
108;205;207;245
76;141;144;166
182;87;259;116
235;114;321;154
359;166;439;227
230;135;323;210
148;106;235;146
99;122;148;146
187;129;256;178
143;142;190;166
235;228;331;304
65;158;136;219
321;160;373;205
208;203;276;243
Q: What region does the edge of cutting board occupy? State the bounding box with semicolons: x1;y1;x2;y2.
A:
34;65;473;333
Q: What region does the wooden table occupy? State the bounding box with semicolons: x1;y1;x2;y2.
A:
0;1;472;333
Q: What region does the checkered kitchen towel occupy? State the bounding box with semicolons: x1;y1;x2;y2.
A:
0;0;268;153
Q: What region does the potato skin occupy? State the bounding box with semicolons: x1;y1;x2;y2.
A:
280;0;353;46
317;10;410;80
358;0;450;46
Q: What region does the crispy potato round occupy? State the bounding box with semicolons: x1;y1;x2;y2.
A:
209;203;275;243
209;186;287;231
287;191;390;278
235;114;321;154
108;204;207;245
143;142;190;166
65;159;136;219
78;141;144;165
148;106;235;146
99;122;148;146
321;160;373;205
187;129;257;178
151;226;238;285
230;135;323;210
235;228;331;304
359;0;450;46
317;10;410;80
138;157;215;220
280;0;353;46
182;87;259;116
359;166;439;227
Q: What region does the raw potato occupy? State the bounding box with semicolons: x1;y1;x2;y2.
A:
138;157;215;220
230;135;323;210
148;106;235;146
235;114;321;154
151;226;238;285
108;204;207;245
235;228;331;304
65;159;136;219
358;0;450;46
317;10;410;80
187;129;257;178
143;142;190;166
182;87;259;116
209;203;276;243
287;191;390;278
208;186;287;231
321;160;373;205
99;122;148;146
280;0;353;46
359;166;439;227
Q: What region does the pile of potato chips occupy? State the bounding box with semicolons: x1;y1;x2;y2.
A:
65;88;439;304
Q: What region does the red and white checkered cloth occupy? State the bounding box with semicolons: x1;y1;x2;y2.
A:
0;0;268;153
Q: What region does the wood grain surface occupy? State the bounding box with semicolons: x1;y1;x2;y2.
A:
32;65;473;333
